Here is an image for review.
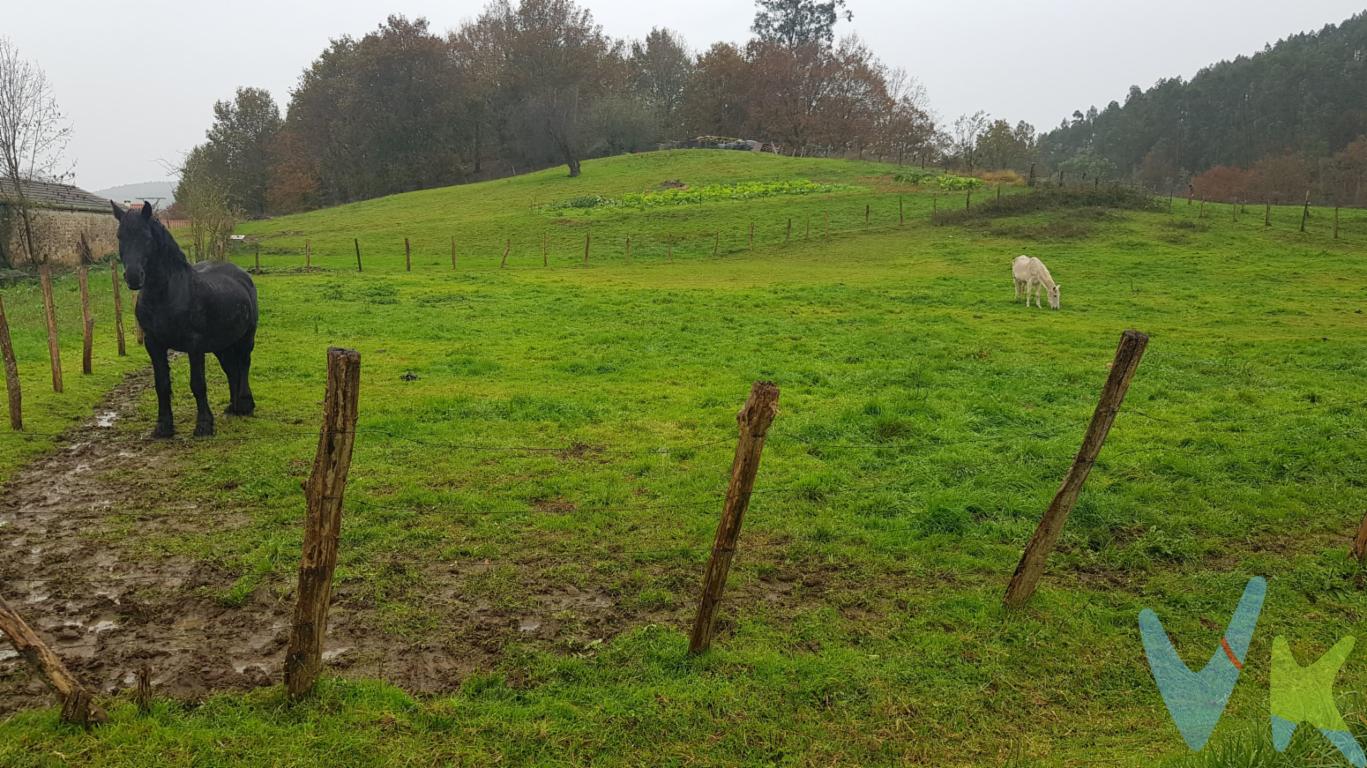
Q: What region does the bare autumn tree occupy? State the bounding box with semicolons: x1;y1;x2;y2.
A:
0;38;71;267
950;111;990;171
679;42;751;138
175;145;237;262
875;68;936;166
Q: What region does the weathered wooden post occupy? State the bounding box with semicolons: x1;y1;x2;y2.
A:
899;196;904;225
688;380;780;655
135;665;152;715
38;264;62;393
78;266;93;375
501;239;511;269
0;296;21;430
786;217;792;243
1334;206;1340;240
354;239;362;272
713;231;720;257
404;238;411;271
452;237;458;269
284;347;361;699
305;239;312;269
541;233;547;267
932;194;938;223
748;222;755;250
824;210;829;240
584;230;591;265
1004;330;1148;608
110;261;126;357
0;595;107;726
254;243;261;272
1199;199;1205;219
1300;190;1311;233
1265;200;1271;227
965;189;972;210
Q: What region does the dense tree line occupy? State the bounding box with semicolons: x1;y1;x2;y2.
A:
1038;12;1367;200
178;0;949;217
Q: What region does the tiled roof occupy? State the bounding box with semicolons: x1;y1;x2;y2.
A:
0;178;110;214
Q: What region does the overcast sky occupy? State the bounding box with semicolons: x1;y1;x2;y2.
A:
6;0;1363;191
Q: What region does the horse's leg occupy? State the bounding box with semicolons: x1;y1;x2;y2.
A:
225;332;255;417
215;350;241;415
147;338;174;438
190;352;214;437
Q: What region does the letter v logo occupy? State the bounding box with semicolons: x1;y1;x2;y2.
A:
1138;577;1266;751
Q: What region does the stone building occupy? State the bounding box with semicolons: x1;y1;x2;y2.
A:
0;179;117;268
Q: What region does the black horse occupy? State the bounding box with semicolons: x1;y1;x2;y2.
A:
111;201;257;438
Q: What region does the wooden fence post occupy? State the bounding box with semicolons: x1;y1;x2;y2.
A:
1265;200;1271;227
786;218;792;243
749;222;755;250
625;236;632;262
1334;206;1340;240
965;189;972;210
1199;199;1205;219
824;210;829;240
111;261;126;357
996;184;1002;203
38;264;62;393
135;665;152;715
542;233;547;267
78;267;93;375
284;347;361;699
1004;330;1148;608
932;194;938;224
713;231;720;257
688;380;780;654
451;237;458;269
0;296;21;430
254;243;261;272
305;239;312;269
0;595;107;726
899;196;904;226
584;230;591;265
864;204;870;225
805;216;810;240
354;239;362;272
1300;190;1310;233
501;239;510;269
404;238;411;271
667;241;673;262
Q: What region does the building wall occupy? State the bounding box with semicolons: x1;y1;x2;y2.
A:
0;205;118;268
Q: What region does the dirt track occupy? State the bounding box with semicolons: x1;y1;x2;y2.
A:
0;371;678;715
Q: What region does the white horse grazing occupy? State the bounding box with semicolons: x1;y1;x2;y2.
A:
1011;255;1060;310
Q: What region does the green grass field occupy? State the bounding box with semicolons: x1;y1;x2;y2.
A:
1;150;1366;766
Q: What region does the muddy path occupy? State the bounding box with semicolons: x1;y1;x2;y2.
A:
0;370;693;716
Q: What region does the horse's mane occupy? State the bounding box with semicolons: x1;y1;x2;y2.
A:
148;214;190;265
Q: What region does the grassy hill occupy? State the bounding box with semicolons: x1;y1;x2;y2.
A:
1;151;1366;767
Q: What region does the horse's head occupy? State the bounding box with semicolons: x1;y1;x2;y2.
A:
1048;283;1061;310
110;201;159;290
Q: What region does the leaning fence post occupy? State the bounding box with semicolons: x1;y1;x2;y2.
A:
38;264;62;393
78;266;93;375
354;239;362;272
0;297;21;430
404;238;411;272
284;347;361;699
583;230;591;266
501;238;511;269
713;231;720;257
1004;330;1148;608
1300;190;1311;233
0;595;107;726
688;380;780;655
111;261;126;356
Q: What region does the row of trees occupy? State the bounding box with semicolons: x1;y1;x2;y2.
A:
1039;12;1367;196
179;0;966;218
1190;138;1367;206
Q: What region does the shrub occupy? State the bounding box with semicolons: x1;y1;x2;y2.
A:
548;180;851;211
